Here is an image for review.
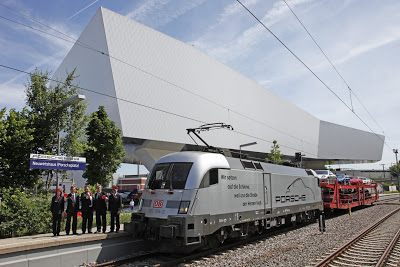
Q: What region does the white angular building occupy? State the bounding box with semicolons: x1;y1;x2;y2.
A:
53;7;384;170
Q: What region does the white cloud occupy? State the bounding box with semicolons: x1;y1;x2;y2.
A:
334;28;400;66
125;0;206;27
67;0;100;21
0;1;79;98
126;0;171;22
151;0;207;27
191;0;314;63
0;82;26;110
1;50;67;88
212;0;260;28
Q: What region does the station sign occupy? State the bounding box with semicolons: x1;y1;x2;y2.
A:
29;154;86;171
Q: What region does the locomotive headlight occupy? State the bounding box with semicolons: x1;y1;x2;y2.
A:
178;201;190;214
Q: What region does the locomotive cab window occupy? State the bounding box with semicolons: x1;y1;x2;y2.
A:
241;160;255;170
254;162;263;171
148;162;193;190
199;168;219;188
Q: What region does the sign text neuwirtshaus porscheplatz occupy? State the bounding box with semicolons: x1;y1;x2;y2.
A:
29;154;86;171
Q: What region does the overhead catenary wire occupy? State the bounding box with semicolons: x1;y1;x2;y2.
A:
281;0;392;143
0;2;87;45
0;9;339;158
0;63;321;157
0;9;378;160
3;1;389;145
0;4;382;160
236;0;391;151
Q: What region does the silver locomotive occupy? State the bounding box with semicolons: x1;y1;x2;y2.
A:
131;151;323;252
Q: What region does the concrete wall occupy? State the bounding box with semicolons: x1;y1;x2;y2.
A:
0;237;140;267
318;121;384;161
335;170;392;179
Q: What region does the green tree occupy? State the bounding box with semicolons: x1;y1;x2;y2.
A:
83;106;125;186
0;108;40;188
25;68;88;156
25;69;88;189
0;108;6;174
389;164;399;178
267;140;283;164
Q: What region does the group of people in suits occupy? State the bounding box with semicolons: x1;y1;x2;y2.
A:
50;184;122;236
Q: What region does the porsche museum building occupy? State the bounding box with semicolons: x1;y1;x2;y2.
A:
53;7;384;171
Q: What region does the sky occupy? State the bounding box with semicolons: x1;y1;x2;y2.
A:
0;0;399;173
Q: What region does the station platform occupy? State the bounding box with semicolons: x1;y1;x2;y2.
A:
0;224;128;255
0;224;143;267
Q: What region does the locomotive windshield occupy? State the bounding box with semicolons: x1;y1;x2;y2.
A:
148;162;193;190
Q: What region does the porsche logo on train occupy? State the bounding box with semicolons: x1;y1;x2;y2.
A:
275;194;306;203
153;199;164;208
275;178;315;203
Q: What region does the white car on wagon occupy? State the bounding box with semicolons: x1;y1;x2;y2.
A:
315;170;337;180
358;176;372;185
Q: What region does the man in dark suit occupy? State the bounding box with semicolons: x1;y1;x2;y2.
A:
108;186;122;233
50;188;64;236
65;185;80;235
94;184;107;233
81;186;94;234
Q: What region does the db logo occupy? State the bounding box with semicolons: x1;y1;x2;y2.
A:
153;200;164;208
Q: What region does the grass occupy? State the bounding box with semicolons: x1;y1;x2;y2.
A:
60;211;132;230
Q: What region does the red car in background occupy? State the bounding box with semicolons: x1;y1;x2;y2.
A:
348;176;363;186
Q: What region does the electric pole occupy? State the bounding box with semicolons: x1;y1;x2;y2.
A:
393;149;399;189
380;163;385;179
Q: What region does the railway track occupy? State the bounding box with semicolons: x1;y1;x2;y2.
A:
313;207;400;267
383;229;400;267
92;221;314;267
376;195;400;203
92;203;396;267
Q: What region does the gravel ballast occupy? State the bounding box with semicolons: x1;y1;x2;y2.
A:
185;205;399;267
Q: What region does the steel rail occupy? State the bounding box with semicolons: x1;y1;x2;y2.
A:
154;223;307;267
313;207;400;267
94;220;314;267
375;228;400;267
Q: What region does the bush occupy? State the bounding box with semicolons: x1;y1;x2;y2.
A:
0;187;133;238
0;187;52;238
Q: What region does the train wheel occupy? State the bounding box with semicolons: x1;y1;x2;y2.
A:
257;224;263;235
206;233;221;249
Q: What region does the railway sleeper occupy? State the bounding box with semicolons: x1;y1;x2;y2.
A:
351;244;387;250
338;255;377;263
332;259;372;267
343;251;380;258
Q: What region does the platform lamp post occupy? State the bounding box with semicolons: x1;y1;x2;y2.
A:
239;142;257;160
55;94;86;189
380;163;385;179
